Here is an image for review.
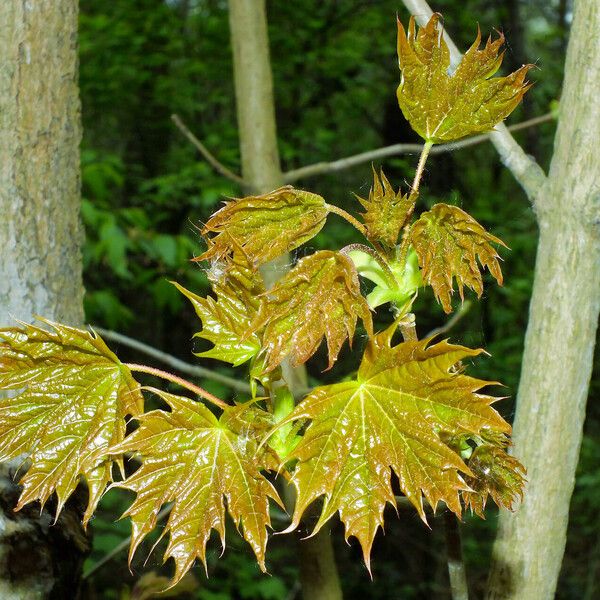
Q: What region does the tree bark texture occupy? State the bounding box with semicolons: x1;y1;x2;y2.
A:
0;1;88;598
227;2;343;599
487;1;600;598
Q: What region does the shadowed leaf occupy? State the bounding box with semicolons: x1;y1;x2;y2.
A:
397;13;533;143
356;167;414;247
0;318;143;522
197;186;328;267
279;325;510;569
409;203;506;313
112;390;283;587
251;251;373;371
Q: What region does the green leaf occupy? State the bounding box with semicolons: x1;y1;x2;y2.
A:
0;319;143;522
397;13;533;143
251;251;373;371
356;167;413;247
280;325;510;569
409;203;506;313
111;390;283;587
198;186;328;267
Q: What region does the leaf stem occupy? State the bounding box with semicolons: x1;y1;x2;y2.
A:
126;363;229;410
411;140;433;196
325;203;368;236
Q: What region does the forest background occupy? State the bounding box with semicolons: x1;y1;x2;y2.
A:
73;0;597;598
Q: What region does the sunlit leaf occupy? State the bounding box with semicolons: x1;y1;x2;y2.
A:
409;203;506;313
356;167;414;247
251;250;373;371
280;325;510;569
112;390;282;586
396;13;533;143
463;444;526;517
0;319;143;522
197;186;328;267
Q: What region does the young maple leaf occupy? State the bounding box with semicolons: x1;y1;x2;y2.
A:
462;444;526;517
111;389;282;587
409;203;507;313
356;166;414;247
173;255;264;366
197;186;328;267
396;13;533;143
0;319;143;523
278;324;510;570
250;250;373;372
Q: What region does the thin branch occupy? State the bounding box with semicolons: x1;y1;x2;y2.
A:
92;326;253;395
171;114;246;186
425;300;472;339
282;113;553;184
444;511;470;600
400;0;547;202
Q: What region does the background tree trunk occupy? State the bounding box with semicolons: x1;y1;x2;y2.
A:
227;2;343;599
0;1;88;597
487;1;600;598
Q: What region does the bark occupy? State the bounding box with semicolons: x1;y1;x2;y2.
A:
0;1;88;598
227;2;342;598
487;1;600;598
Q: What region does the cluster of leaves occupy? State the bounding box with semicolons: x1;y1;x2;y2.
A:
0;14;530;588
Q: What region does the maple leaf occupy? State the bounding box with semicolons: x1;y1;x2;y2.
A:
197;186;328;267
279;325;510;569
111;389;282;586
250;250;373;371
409;203;507;313
356;167;414;247
463;444;526;517
0;318;143;522
173;256;264;366
396;13;533;143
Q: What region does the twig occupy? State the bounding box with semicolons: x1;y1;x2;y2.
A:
171;114;246;186
444;511;470;600
400;0;547;202
92;326;254;395
281;113;553;184
83;505;172;579
425;300;472;339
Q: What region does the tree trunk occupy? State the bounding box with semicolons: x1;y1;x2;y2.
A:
227;2;343;599
0;1;88;598
487;1;600;598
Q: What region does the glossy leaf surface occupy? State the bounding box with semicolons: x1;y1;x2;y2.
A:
409;203;506;313
463;444;526;517
112;390;282;586
396;13;532;143
198;186;328;266
281;326;509;568
0;319;143;522
251;251;373;371
356;167;413;247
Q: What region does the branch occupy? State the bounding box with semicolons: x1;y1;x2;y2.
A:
282;113;553;184
92;326;254;395
400;0;548;202
444;511;470;600
171;114;246;186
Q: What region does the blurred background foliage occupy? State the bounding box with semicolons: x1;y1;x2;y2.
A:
78;1;597;598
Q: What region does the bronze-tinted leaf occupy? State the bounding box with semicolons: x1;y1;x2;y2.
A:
251;251;373;371
0;319;143;522
280;325;510;569
356;167;414;247
198;186;328;266
397;13;533;143
112;390;282;586
173;257;264;366
463;444;526;517
409;203;507;313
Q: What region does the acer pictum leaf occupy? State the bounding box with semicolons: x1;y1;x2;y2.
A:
397;13;533;143
111;389;282;587
0;319;143;522
409;203;507;313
